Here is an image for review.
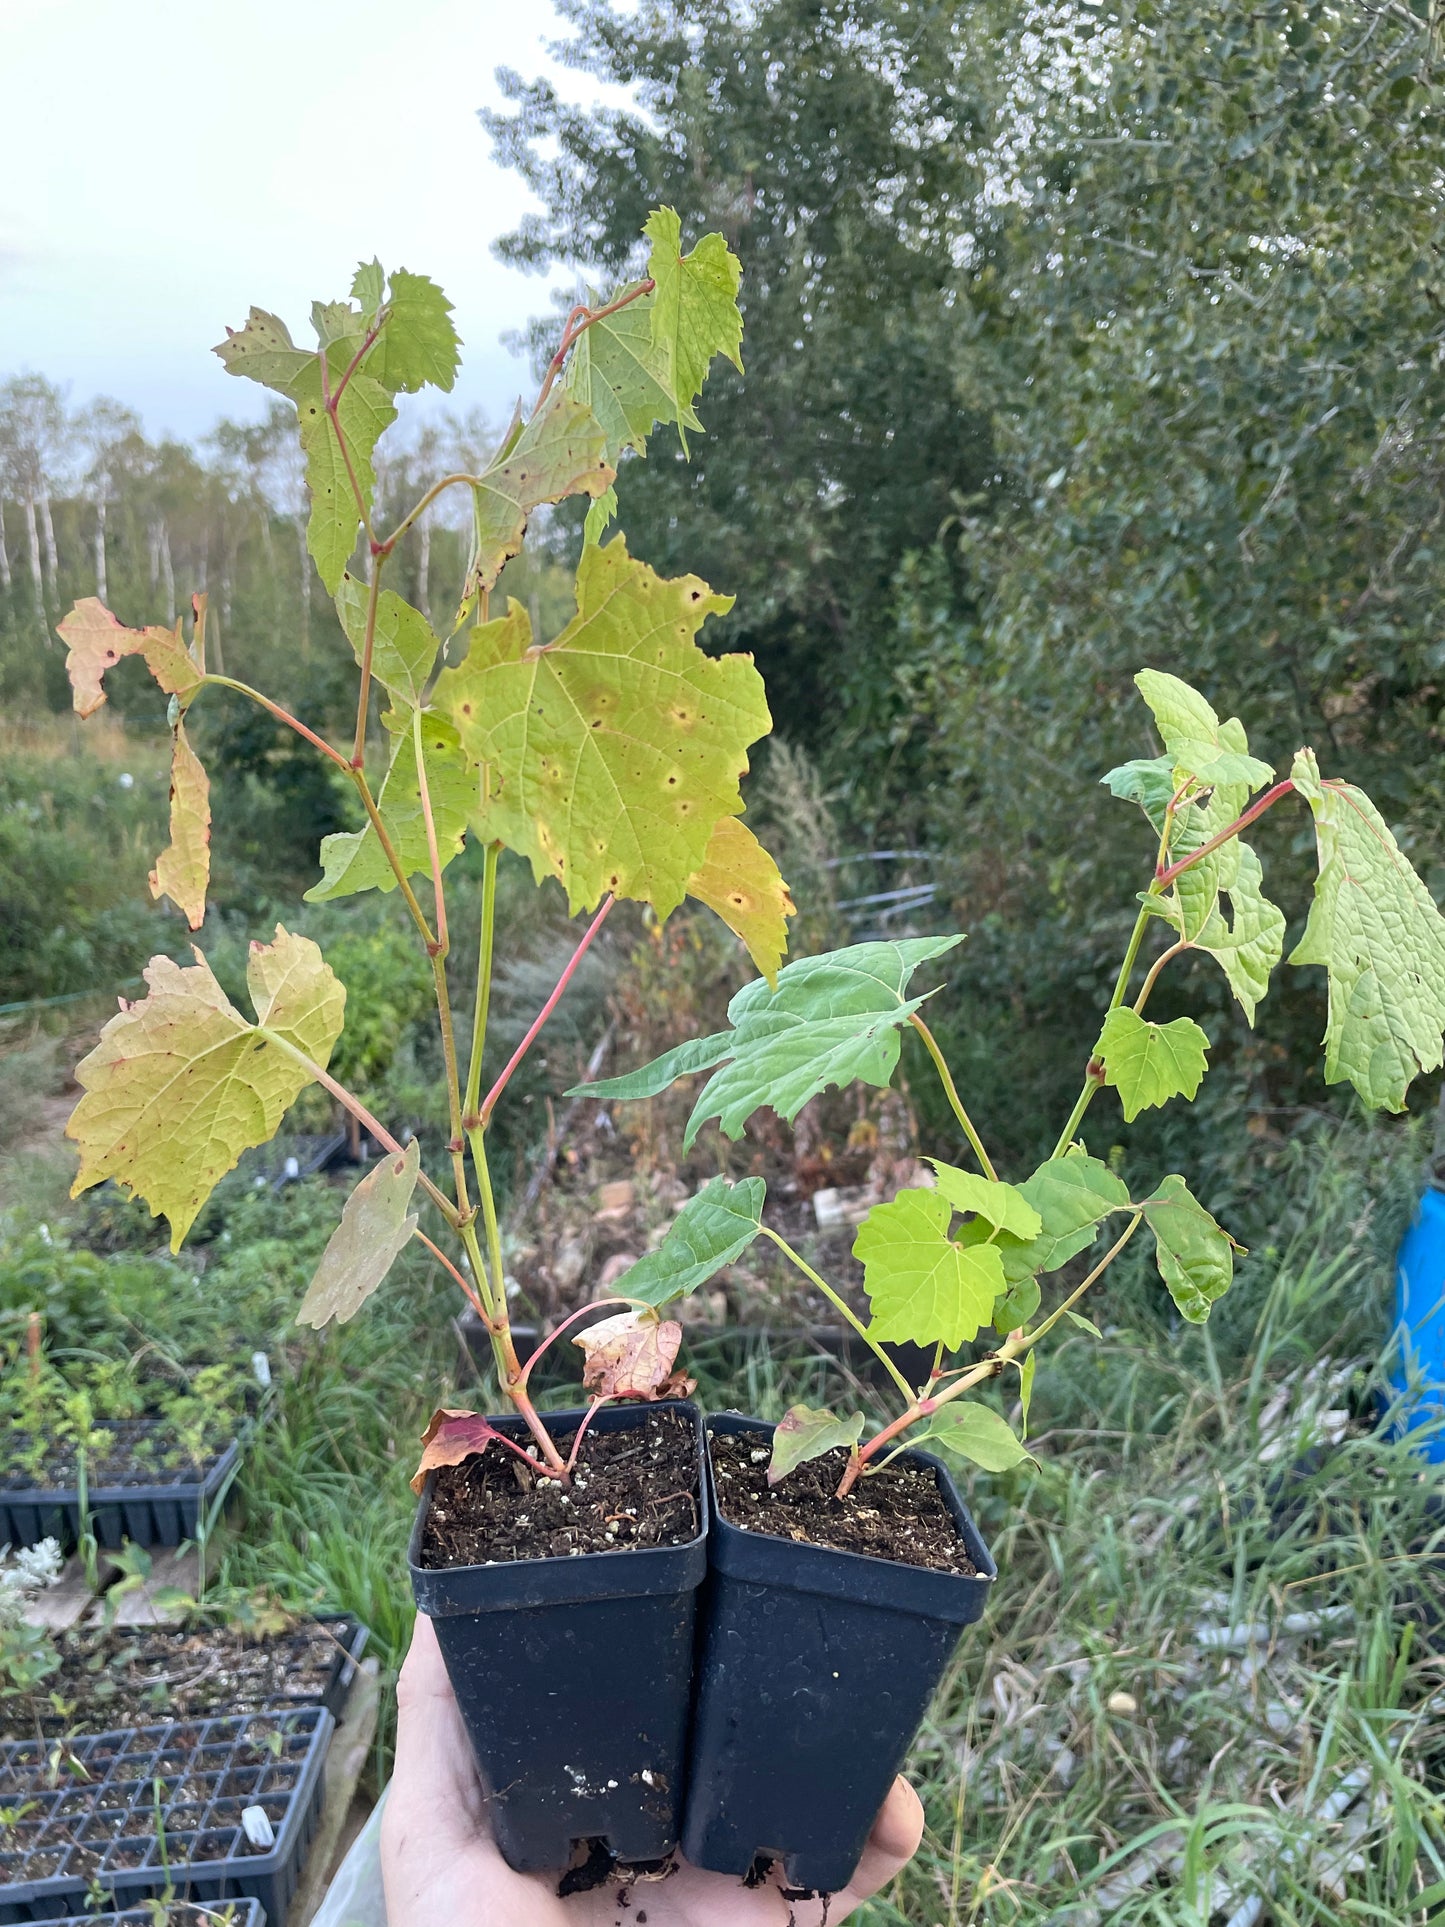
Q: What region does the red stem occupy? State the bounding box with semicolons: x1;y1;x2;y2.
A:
1155;779;1295;889
414;1228;484;1319
329;318;385;414
476;896;616;1127
534;279;656;410
565;1395;609;1476
517;1299;629;1389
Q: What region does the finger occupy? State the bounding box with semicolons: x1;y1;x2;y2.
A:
834;1777;925;1912
389;1613;485;1827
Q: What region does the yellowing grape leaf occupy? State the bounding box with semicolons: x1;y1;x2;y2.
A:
307;710;477;902
768;1405;866;1485
924;1160;1042;1240
335;574;440;706
297;1140;420;1329
1289;748;1445;1111
686;816;794;985
57;598;203;718
458;389;614;613
149;718;211;930
437;535;768;917
644;207;743;454
1095;1007;1210;1121
573;1310;686;1399
855;1187;1004;1351
67;928;345;1249
1141;1174;1241;1323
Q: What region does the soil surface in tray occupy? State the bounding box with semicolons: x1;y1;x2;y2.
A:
711;1429;979;1576
0;1421;225;1491
1;1620;351;1738
420;1408;700;1567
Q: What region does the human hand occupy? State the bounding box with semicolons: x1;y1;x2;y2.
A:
381;1613;924;1927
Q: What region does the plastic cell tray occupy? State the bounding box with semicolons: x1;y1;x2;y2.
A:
48;1907;265;1925
0;1425;241;1552
0;1708;332;1925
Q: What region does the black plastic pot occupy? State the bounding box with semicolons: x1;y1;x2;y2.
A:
0;1426;241;1552
408;1399;708;1872
683;1412;996;1895
0;1707;331;1925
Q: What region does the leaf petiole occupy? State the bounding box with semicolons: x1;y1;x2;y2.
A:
759;1225;917;1404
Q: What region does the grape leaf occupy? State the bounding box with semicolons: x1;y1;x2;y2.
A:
686;816;795;986
582;484;619;549
1141;1174;1241;1323
458;389;613;611
437;535;767;917
214;307;398;592
912;1401;1031;1473
307;710;476;902
660;936;965;1149
1289;748;1445;1111
567;285;676;461
67;928;345;1249
924;1160;1042;1240
352;265;461;395
644;207;744;454
1103;755;1177;830
1134;670;1275;791
1191;843;1286;1023
58;598;203;717
411;1408;517;1495
768;1405;866;1485
580;1030;736;1103
855;1188;1004;1350
990;1272;1041;1333
1095;1007;1210;1121
335;573;440;706
296;1140;420;1329
574;1310;685;1399
994;1152;1133;1283
149;718;210;930
611;1175;765;1308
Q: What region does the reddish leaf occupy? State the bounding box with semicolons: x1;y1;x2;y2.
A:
410;1407;511;1495
573;1310;684;1400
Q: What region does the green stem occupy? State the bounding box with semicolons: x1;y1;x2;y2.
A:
909;1014;997;1179
1133;939;1190;1013
760;1226;917;1405
463;843;502;1127
351;565;383;770
1022;1212;1143;1348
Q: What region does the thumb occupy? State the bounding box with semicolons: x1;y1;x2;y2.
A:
834;1777;925;1915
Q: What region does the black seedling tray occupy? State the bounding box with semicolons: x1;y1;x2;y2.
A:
49;1907;265;1925
0;1708;332;1925
0;1427;241;1552
279;1616;368;1722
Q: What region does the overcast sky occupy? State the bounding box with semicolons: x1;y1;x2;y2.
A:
0;0;616;445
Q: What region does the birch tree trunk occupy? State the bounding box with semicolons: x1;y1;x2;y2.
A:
0;502;11;590
159;522;176;624
418;517;432;620
23;493;46;630
93;496;108;600
297;516;310;657
38;486;58;589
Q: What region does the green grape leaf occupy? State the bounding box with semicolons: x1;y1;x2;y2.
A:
1064;1309;1104;1338
1102;755;1177;832
335;574;440;706
643;207;744;454
924;1160;1042;1240
67;927;345;1250
567;286;676;461
58;598;203;717
356;266;461;395
215;307;398;592
1134;670;1275;791
686;816;795;987
459;389;613;611
990;1272;1041;1333
767;1405;866;1485
582;484;619;550
912;1401;1031;1473
1095;1007;1210;1122
307;711;476;903
149;717;211;931
684;937;964;1149
993;1152;1132;1283
856;1188;1004;1350
611;1176;765;1308
580;1030;735;1103
1017;1351;1037;1438
1141;1174;1241;1323
296;1140;420;1329
1289;748;1445;1111
437;535;766;917
1192;843;1286;1023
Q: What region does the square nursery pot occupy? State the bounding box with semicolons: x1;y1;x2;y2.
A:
408;1399;709;1873
682;1411;997;1895
0;1423;241;1552
0;1707;331;1926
